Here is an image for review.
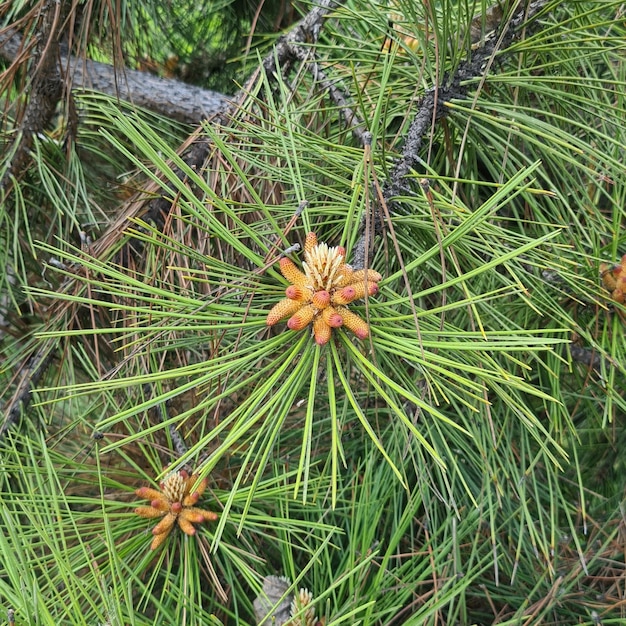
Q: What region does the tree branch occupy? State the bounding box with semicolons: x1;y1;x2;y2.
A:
351;0;552;266
0;28;230;125
384;0;550;208
0;347;54;438
262;0;344;78
0;3;63;194
261;1;365;141
292;51;367;145
0;0;348;438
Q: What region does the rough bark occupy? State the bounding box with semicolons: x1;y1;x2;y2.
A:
0;5;63;193
263;0;341;78
0;28;230;125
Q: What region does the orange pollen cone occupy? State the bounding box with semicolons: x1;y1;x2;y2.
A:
322;307;343;327
267;298;303;326
304;232;318;255
178;517;197;536
334;285;357;305
287;304;316;330
152;513;176;536
286;285;308;300
338;268;382;287
333;279;378;305
600;254;626;301
184;492;200;506
279;257;308;287
313;317;332;345
312;290;331;308
150;532;169;551
337;307;370;339
336;265;353;287
136;486;164;501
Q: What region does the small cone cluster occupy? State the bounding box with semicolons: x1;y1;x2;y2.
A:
267;232;381;344
134;469;218;550
285;587;324;626
600;254;626;303
253;575;324;626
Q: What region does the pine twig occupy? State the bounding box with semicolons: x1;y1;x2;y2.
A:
263;0;345;79
263;1;365;142
142;384;190;459
293;52;367;145
385;0;550;208
0;347;54;438
353;0;551;256
0;1;64;195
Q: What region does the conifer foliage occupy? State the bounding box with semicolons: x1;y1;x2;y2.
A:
1;1;625;624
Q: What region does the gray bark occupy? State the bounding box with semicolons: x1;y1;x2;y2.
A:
0;28;230;124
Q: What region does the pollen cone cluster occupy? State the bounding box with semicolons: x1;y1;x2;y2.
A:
253;575;324;626
134;469;218;550
266;232;381;344
285;587;323;626
600;254;626;303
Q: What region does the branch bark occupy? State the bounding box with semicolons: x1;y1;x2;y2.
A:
0;347;54;438
262;0;343;79
384;0;550;209
0;28;230;125
0;3;63;194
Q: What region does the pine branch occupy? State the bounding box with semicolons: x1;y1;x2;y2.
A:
384;0;551;208
292;52;367;145
351;0;552;265
0;28;230;124
0;0;349;438
568;344;599;369
96;0;350;256
0;2;63;195
262;0;345;78
0;346;54;438
262;0;365;142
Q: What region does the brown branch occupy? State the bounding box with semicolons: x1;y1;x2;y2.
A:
0;28;230;125
0;0;342;131
66;56;229;124
0;2;63;194
570;339;625;376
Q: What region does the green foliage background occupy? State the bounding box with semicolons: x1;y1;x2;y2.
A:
0;0;625;624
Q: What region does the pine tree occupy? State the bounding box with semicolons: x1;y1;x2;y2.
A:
1;1;625;623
